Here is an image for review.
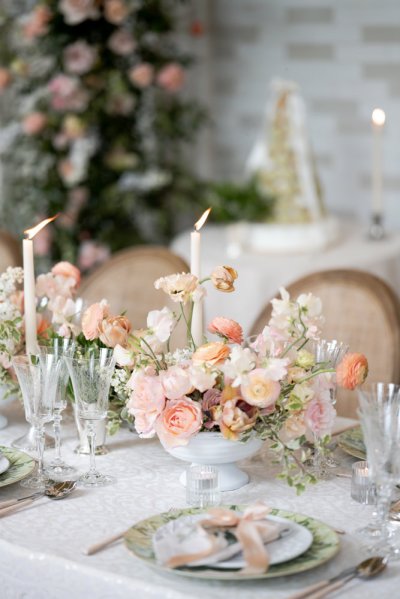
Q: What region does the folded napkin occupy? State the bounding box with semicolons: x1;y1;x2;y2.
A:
153;502;281;574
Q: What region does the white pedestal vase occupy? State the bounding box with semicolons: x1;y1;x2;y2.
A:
163;432;263;491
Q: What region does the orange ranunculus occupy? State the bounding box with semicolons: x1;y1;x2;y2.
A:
81;301;110;340
336;353;368;390
192;341;231;366
208;316;243;345
98;315;132;348
211;265;238;293
37;314;50;337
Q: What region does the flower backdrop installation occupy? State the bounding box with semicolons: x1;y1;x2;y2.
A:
0;0;206;270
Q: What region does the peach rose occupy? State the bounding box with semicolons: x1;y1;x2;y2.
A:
81;301;110;340
241;369;280;409
104;0;129;24
98;315;132;348
336;353;368;390
127;373;166;438
156;397;202;448
0;68;11;91
128;63;154;88
156;63;185;92
192;342;231;366
211;265;238;293
51;261;81;287
208;316;243;345
22;112;47;135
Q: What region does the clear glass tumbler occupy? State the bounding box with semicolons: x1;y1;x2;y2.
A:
186;464;221;508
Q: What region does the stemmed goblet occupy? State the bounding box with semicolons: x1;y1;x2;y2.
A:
65;348;116;487
12;353;61;489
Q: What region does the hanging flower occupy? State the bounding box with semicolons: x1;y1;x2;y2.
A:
22;112;47;135
128;63;154;88
59;0;100;25
108;29;136;56
0;68;11;91
104;0;129;24
63;40;97;75
157;63;185;92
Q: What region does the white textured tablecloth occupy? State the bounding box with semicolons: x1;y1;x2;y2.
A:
171;222;400;334
0;400;399;599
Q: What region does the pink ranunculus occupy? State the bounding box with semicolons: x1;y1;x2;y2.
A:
240;369;281;409
59;0;99;25
0;68;11;91
128;63;154;88
104;0;129;24
81;300;110;340
108;29;136;56
127;373;166;438
208;316;243;345
160;366;193;400
22;112;47;135
23;5;52;39
156;397;202;448
51;261;81;287
98;315;132;348
78;240;110;272
157;63;185;92
63;40;97;75
305;397;336;438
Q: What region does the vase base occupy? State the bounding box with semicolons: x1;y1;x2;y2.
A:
180;462;249;491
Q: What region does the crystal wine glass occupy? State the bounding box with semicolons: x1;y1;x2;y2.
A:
65;348;116;487
39;339;76;479
356;382;400;557
12;353;61;489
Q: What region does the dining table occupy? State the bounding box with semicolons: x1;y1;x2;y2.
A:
0;399;399;599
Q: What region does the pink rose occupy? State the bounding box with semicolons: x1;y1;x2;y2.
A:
156;397;202;448
81;301;110;340
305;397;336;438
104;0;129;24
208;316;243;345
108;29;136;56
160;366;193;400
128;63;154;88
51;261;81;287
127;373;166;438
59;0;99;25
157;63;185;92
22;112;47;135
240;369;280;409
23;6;52;39
63;40;97;75
98;315;132;348
0;68;11;91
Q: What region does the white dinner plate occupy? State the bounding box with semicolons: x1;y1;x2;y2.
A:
0;454;10;475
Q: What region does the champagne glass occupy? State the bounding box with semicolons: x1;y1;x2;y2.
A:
65;348;116;487
12;353;61;489
39;339;76;479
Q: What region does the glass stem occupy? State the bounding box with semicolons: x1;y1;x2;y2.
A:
35;425;45;478
53;412;62;461
87;420;97;474
376;482;392;539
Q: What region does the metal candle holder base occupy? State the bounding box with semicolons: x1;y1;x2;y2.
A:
368;213;385;241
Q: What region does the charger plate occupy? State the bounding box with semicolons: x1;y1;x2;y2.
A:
0;446;36;488
124;505;339;581
337;427;366;460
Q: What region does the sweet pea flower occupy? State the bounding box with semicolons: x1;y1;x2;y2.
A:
114;343;135;367
189;365;217;392
154;272;199;304
155;397;202;448
208;316;243;345
146;307;174;343
160;366;193;400
128;373;166;438
211;265;238;293
241;369;280;409
222;345;256;387
263;357;290;381
305;397;336;438
81;300;110;340
336;353;368;390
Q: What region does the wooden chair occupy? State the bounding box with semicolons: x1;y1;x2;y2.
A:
249;269;400;418
0;230;22;271
79;246;190;347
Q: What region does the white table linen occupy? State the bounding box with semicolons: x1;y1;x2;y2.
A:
0;400;399;599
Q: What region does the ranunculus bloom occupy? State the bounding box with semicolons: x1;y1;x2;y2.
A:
104;0;129;24
98;315;132;348
154;272;199;304
22;112;47;135
108;29;136;56
81;300;110;340
211;265;238;293
128;63;154;88
156;63;185;92
59;0;99;25
23;5;52;39
305;397;336;437
51;261;81;287
192;342;231;366
241;369;280;409
156;397;202;448
0;68;11;91
208;316;243;345
215;387;258;440
63;40;97;75
127;374;166;438
161;366;193;400
336;353;368;390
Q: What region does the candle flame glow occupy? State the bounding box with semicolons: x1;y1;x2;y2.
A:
194;208;211;231
24;214;59;240
372;108;386;126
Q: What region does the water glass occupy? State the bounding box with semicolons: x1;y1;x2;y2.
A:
351;461;377;504
186;464;221;508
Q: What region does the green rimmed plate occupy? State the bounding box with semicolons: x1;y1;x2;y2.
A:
337;427;366;460
124;506;340;581
0;446;36;488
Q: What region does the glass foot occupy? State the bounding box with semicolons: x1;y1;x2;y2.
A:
45;460;77;479
12;426;54;453
20;473;49;490
78;471;115;487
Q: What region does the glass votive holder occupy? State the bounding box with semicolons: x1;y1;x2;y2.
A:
186;464;221;508
351;460;377;504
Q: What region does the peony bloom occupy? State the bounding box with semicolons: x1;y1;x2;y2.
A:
127;374;166;438
104;0;129;24
146;307;174;343
22;112;47;135
23;5;52;39
208;316;243;345
128;63;154;88
336;352;368;390
156;63;185;92
192;342;231;366
108;29;136;56
63;40;97;75
59;0;99;25
156;397;202;448
51;261;81;287
154;272;199;304
211;265;238;293
98;315;132;348
81;300;110;340
0;68;11;91
241;369;280;409
305;397;336;437
160;366;194;400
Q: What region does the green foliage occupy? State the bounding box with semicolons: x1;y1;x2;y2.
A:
206;178;275;223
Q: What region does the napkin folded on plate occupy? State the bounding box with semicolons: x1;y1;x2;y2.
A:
154;502;283;574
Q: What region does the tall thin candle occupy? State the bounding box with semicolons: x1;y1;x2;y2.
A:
190;208;211;347
371;108;386;216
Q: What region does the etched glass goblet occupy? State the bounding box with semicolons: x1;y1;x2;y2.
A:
65;348;116;487
12;353;61;489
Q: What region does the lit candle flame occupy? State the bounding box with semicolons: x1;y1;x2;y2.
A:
24;214;59;240
194;208;211;232
372;108;386;126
